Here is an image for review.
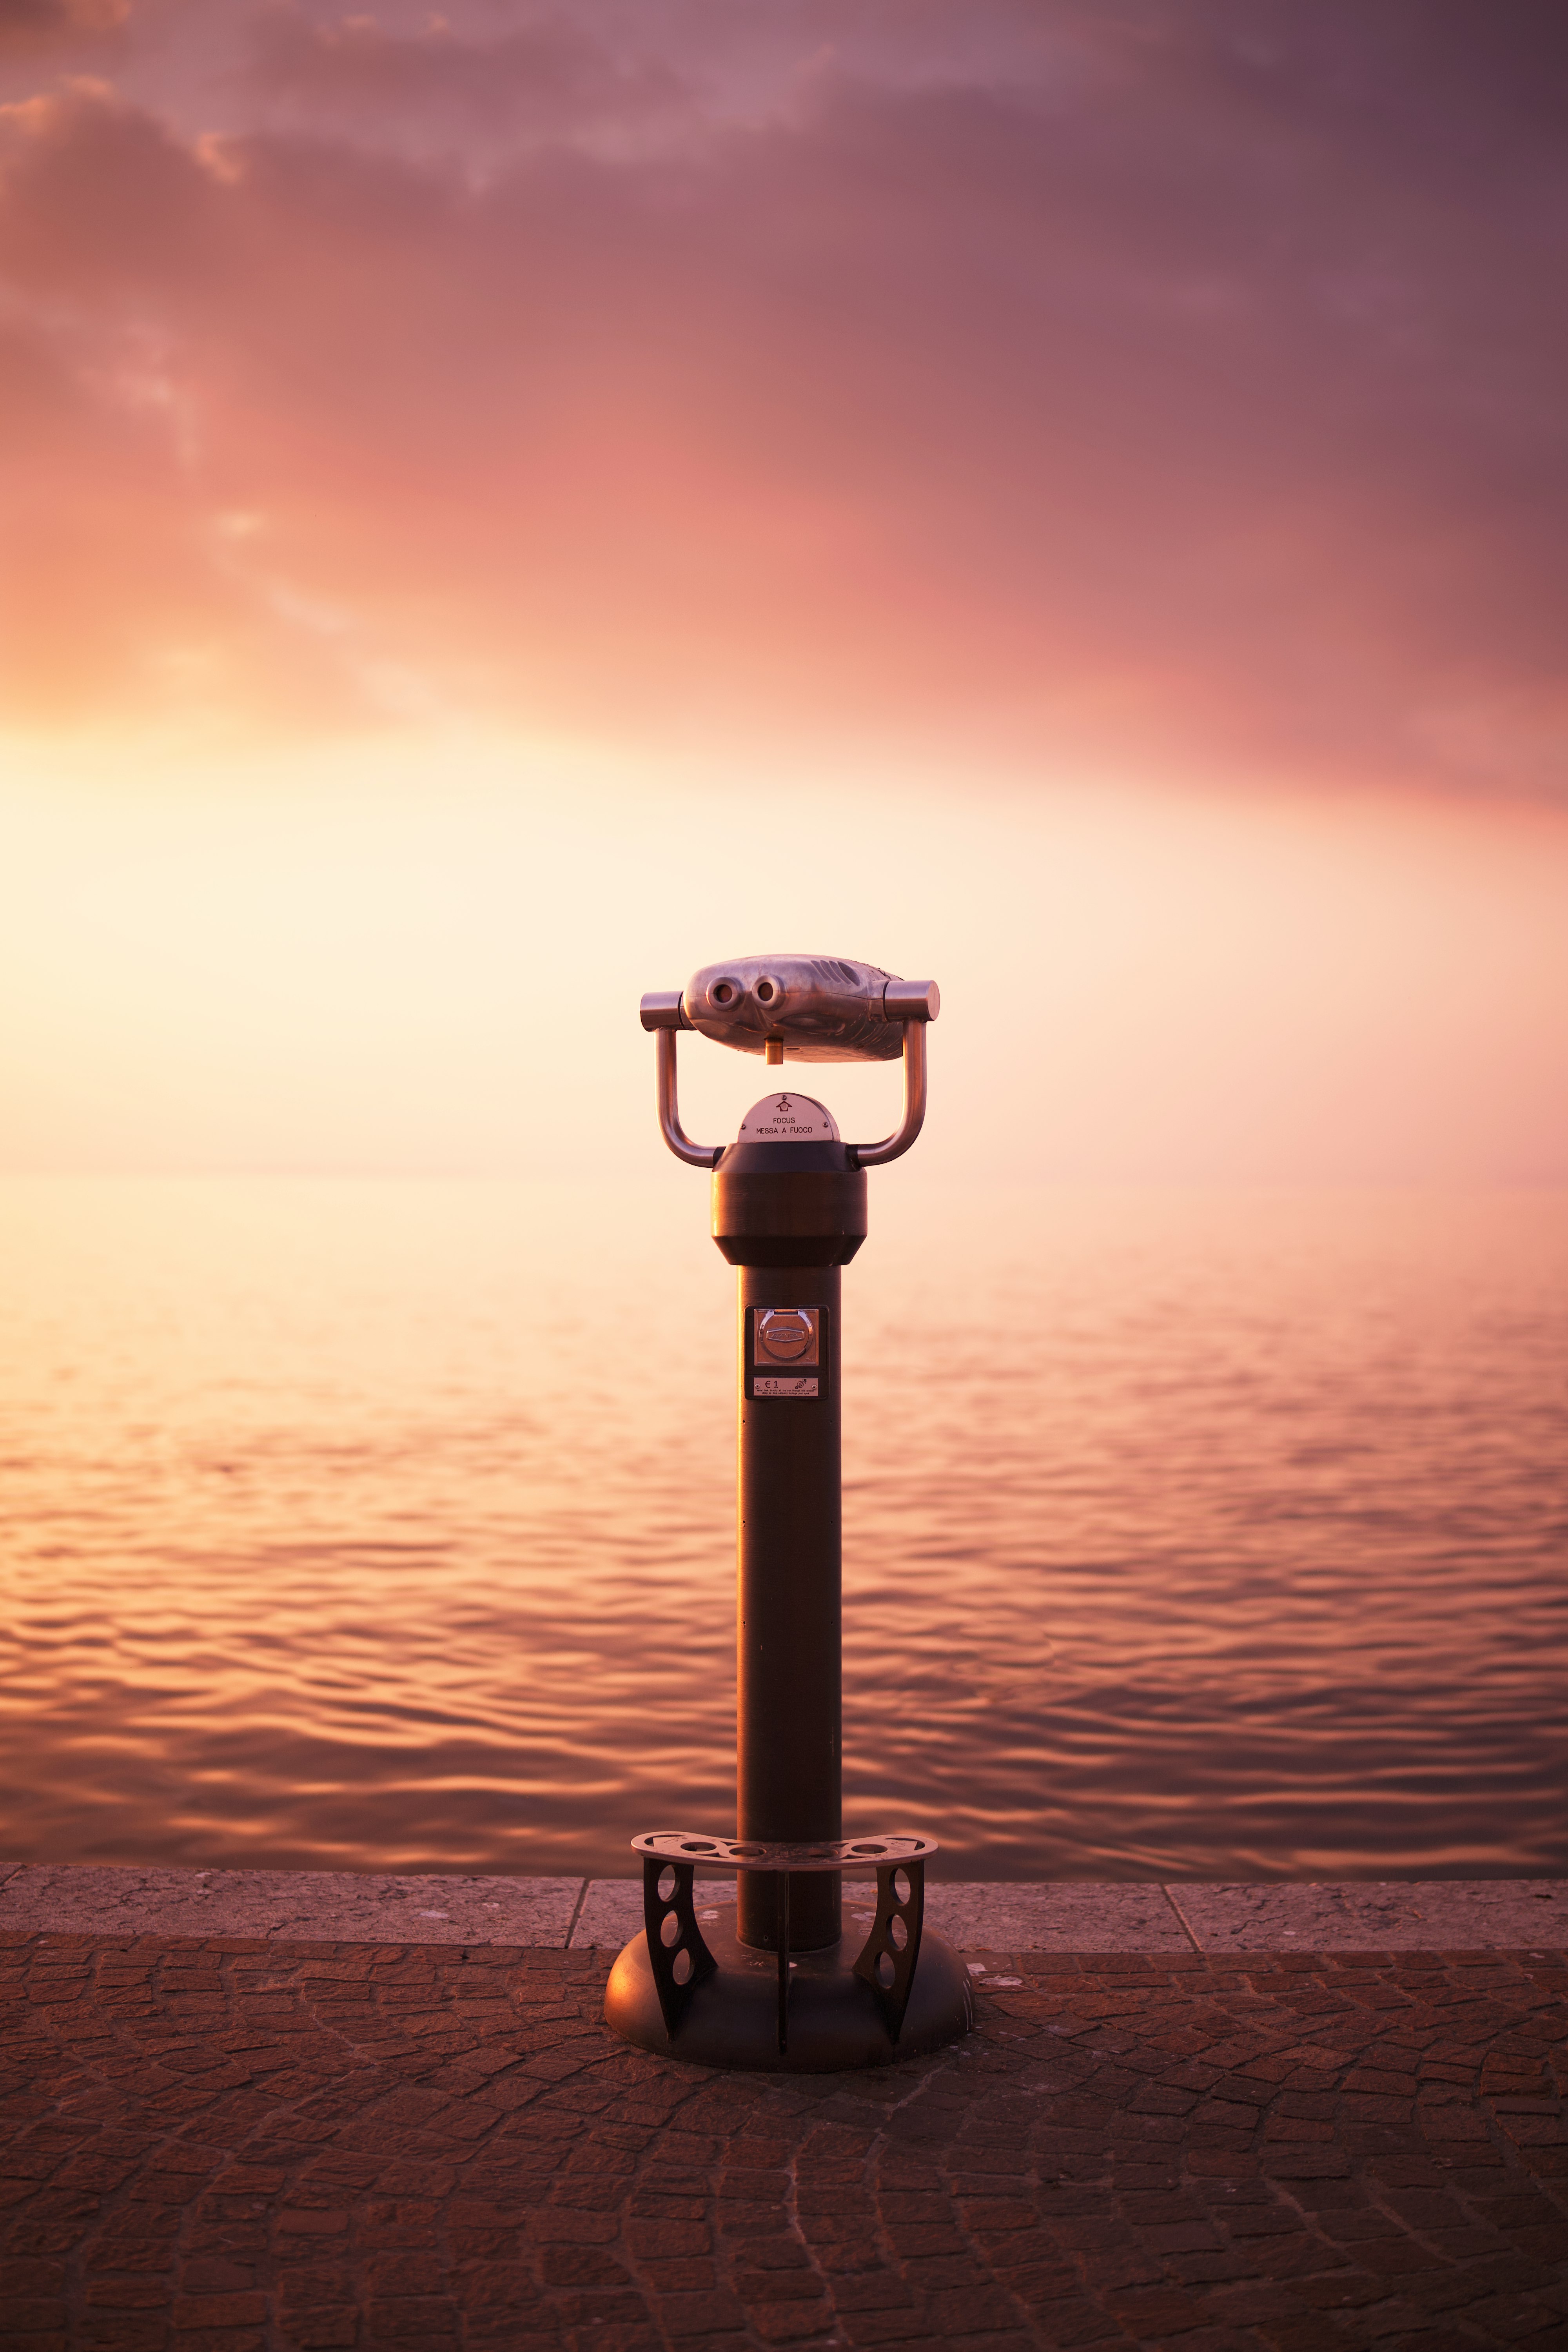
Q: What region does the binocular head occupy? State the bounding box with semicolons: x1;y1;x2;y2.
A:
642;955;938;1064
641;954;938;1169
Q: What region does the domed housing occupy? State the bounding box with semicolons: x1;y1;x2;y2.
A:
684;955;906;1063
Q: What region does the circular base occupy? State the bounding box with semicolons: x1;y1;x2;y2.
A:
603;1915;974;2072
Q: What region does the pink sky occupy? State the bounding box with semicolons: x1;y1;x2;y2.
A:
1;2;1565;1178
4;0;1566;790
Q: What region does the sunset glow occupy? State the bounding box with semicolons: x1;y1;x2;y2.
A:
2;1;1565;1178
5;3;1568;1944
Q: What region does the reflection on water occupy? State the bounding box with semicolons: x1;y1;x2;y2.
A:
1;1177;1564;1880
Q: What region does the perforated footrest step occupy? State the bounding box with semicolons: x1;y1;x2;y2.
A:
632;1830;935;2053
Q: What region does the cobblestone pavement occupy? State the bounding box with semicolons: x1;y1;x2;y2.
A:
2;1934;1565;2351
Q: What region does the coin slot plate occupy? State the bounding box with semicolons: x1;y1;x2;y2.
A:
749;1305;825;1400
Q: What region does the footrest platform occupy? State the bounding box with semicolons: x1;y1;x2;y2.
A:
631;1829;936;2053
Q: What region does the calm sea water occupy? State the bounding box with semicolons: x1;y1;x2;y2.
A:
1;1177;1564;1882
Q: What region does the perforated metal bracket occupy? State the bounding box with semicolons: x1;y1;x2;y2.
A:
641;1854;719;2037
851;1856;926;2042
632;1831;937;2050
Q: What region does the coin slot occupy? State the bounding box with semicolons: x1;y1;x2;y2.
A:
755;1307;820;1369
759;1312;809;1362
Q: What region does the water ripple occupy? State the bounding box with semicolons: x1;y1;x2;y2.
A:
0;1179;1563;1878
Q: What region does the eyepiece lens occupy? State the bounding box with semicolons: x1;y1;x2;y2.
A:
755;980;775;1002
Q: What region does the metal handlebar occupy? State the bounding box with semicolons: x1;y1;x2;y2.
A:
654;1025;722;1169
639;974;934;1171
848;1020;927;1167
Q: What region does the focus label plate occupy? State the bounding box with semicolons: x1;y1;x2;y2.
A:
737;1092;841;1143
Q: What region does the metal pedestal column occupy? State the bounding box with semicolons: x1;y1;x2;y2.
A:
736;1258;842;1951
604;963;971;2071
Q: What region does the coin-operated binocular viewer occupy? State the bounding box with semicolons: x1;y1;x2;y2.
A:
604;955;973;2071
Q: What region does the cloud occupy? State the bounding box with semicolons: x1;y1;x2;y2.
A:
0;0;127;55
245;3;692;163
0;2;1564;795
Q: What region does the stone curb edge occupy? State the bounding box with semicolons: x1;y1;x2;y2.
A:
0;1863;1564;1953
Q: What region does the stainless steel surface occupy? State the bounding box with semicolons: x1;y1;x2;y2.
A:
883;979;940;1023
639;990;690;1031
632;1831;937;1872
736;1093;841;1145
756;1307;820;1367
655;1026;722;1168
850;1020;928;1167
643;966;936;1168
684;955;906;1062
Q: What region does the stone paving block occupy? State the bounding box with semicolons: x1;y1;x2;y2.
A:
575;1880;658;1949
11;1940;1562;2352
925;1882;1190;1952
1168;1880;1568;1953
0;1866;582;1947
